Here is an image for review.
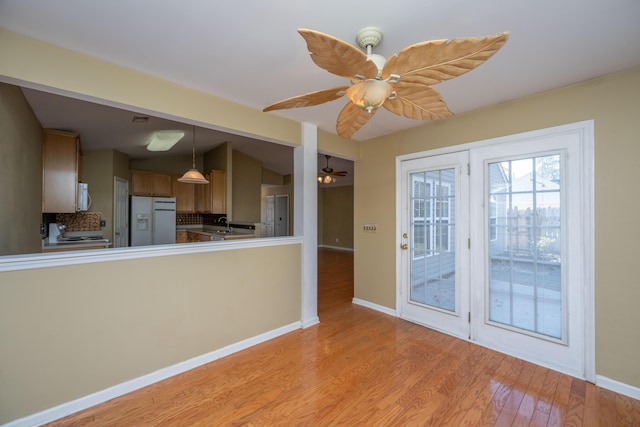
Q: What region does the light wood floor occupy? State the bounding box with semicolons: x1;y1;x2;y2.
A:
48;248;639;426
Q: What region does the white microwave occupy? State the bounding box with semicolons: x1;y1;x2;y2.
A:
77;182;91;211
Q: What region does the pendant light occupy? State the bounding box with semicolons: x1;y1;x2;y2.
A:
178;126;209;184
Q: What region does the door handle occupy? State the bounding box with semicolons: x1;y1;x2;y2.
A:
400;243;408;250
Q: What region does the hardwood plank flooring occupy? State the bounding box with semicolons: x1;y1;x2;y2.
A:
46;248;640;426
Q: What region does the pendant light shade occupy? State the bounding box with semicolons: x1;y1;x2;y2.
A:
178;126;209;184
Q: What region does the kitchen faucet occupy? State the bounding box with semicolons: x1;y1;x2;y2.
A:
218;216;230;232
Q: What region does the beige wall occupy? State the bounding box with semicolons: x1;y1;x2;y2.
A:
0;243;302;424
113;149;130;181
262;168;284;186
354;67;640;389
130;154;201;176
0;83;43;255
0;29;302;147
319;186;354;249
232;150;262;223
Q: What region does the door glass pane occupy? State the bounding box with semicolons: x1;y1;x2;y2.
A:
487;155;562;339
410;168;456;312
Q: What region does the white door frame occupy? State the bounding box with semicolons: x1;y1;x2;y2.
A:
396;120;594;381
275;194;289;236
113;177;129;248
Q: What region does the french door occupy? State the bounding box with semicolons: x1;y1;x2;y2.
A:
399;151;470;339
398;122;594;380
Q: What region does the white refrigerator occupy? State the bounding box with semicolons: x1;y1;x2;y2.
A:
130;196;176;246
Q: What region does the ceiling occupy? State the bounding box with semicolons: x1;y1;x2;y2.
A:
2;1;640;179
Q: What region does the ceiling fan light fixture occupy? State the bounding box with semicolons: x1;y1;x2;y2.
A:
146;130;184;151
346;79;392;113
262;28;509;139
318;174;336;184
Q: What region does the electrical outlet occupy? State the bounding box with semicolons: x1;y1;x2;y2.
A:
363;223;377;232
100;220;106;227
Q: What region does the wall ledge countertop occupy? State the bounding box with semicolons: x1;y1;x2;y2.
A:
42;238;111;251
176;225;255;239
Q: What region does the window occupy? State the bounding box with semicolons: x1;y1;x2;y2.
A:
410;171;453;258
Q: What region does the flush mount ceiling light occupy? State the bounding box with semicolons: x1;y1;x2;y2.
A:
178;126;209;185
146;130;185;152
264;27;509;139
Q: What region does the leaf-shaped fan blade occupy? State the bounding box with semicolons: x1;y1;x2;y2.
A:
383;83;453;121
336;102;376;139
380;54;398;81
298;29;379;80
382;32;509;86
263;86;349;112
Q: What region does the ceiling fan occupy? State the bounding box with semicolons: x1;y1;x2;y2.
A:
264;27;509;139
318;155;347;184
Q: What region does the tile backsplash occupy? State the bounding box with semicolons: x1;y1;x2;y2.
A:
177;213;226;226
176;214;203;226
56;212;102;231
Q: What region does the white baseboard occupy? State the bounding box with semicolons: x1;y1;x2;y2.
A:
597;375;640;400
5;321;301;427
352;298;397;317
317;244;354;252
301;316;320;328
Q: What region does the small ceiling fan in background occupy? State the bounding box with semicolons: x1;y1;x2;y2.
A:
318;155;347;184
264;27;509;139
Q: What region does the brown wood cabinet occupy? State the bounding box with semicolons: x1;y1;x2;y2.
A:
130;170;172;196
172;176;196;213
209;170;226;214
176;230;188;243
196;170;226;214
130;169;224;214
42;129;80;213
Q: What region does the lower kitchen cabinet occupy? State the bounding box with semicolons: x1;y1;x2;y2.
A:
176;230;187;243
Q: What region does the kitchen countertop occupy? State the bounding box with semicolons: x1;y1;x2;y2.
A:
176;226;255;240
42;238;111;251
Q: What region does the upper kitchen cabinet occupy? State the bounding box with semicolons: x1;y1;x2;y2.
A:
130;170;172;196
172;176;196;213
196;170;226;214
42;129;80;213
